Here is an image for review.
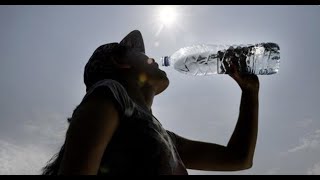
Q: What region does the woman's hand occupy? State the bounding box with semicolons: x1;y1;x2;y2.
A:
228;62;260;93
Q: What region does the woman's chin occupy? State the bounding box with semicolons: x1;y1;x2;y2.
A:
155;77;169;95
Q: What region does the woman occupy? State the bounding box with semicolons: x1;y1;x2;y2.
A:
42;30;259;175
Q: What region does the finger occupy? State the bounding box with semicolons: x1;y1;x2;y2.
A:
229;61;239;76
229;62;242;83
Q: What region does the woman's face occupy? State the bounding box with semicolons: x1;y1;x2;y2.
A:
123;50;169;95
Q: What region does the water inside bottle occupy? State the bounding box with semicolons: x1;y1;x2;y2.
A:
171;43;280;75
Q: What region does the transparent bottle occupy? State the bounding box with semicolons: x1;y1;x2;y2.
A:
161;43;280;75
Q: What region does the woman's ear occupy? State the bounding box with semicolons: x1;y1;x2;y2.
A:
120;30;145;54
111;57;131;69
117;64;131;69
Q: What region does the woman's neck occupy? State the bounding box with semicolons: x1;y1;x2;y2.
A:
121;80;155;112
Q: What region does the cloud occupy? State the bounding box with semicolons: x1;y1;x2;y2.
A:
288;129;320;153
0;110;68;175
22;110;68;146
297;118;313;128
307;162;320;175
0;139;54;175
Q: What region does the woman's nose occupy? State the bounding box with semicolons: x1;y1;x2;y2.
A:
147;58;155;64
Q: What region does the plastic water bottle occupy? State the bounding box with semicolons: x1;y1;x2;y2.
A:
161;43;280;75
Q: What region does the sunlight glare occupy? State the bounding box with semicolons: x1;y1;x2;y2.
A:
158;6;177;27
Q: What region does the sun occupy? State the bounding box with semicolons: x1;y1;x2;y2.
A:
153;5;187;37
158;6;178;27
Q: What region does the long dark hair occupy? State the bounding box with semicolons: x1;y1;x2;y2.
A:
42;144;66;175
41;116;74;175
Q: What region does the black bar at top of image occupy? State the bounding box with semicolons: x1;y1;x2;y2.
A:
1;0;320;5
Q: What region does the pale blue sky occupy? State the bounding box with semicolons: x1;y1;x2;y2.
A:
0;5;320;175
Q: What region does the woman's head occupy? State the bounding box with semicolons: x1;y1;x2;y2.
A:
84;30;169;95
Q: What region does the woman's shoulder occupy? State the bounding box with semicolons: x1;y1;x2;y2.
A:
80;79;135;120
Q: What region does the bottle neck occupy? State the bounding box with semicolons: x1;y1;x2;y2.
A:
161;56;171;67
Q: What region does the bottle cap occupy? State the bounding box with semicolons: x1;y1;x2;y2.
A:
161;56;170;66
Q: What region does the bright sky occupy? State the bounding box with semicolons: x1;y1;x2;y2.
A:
0;5;320;175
